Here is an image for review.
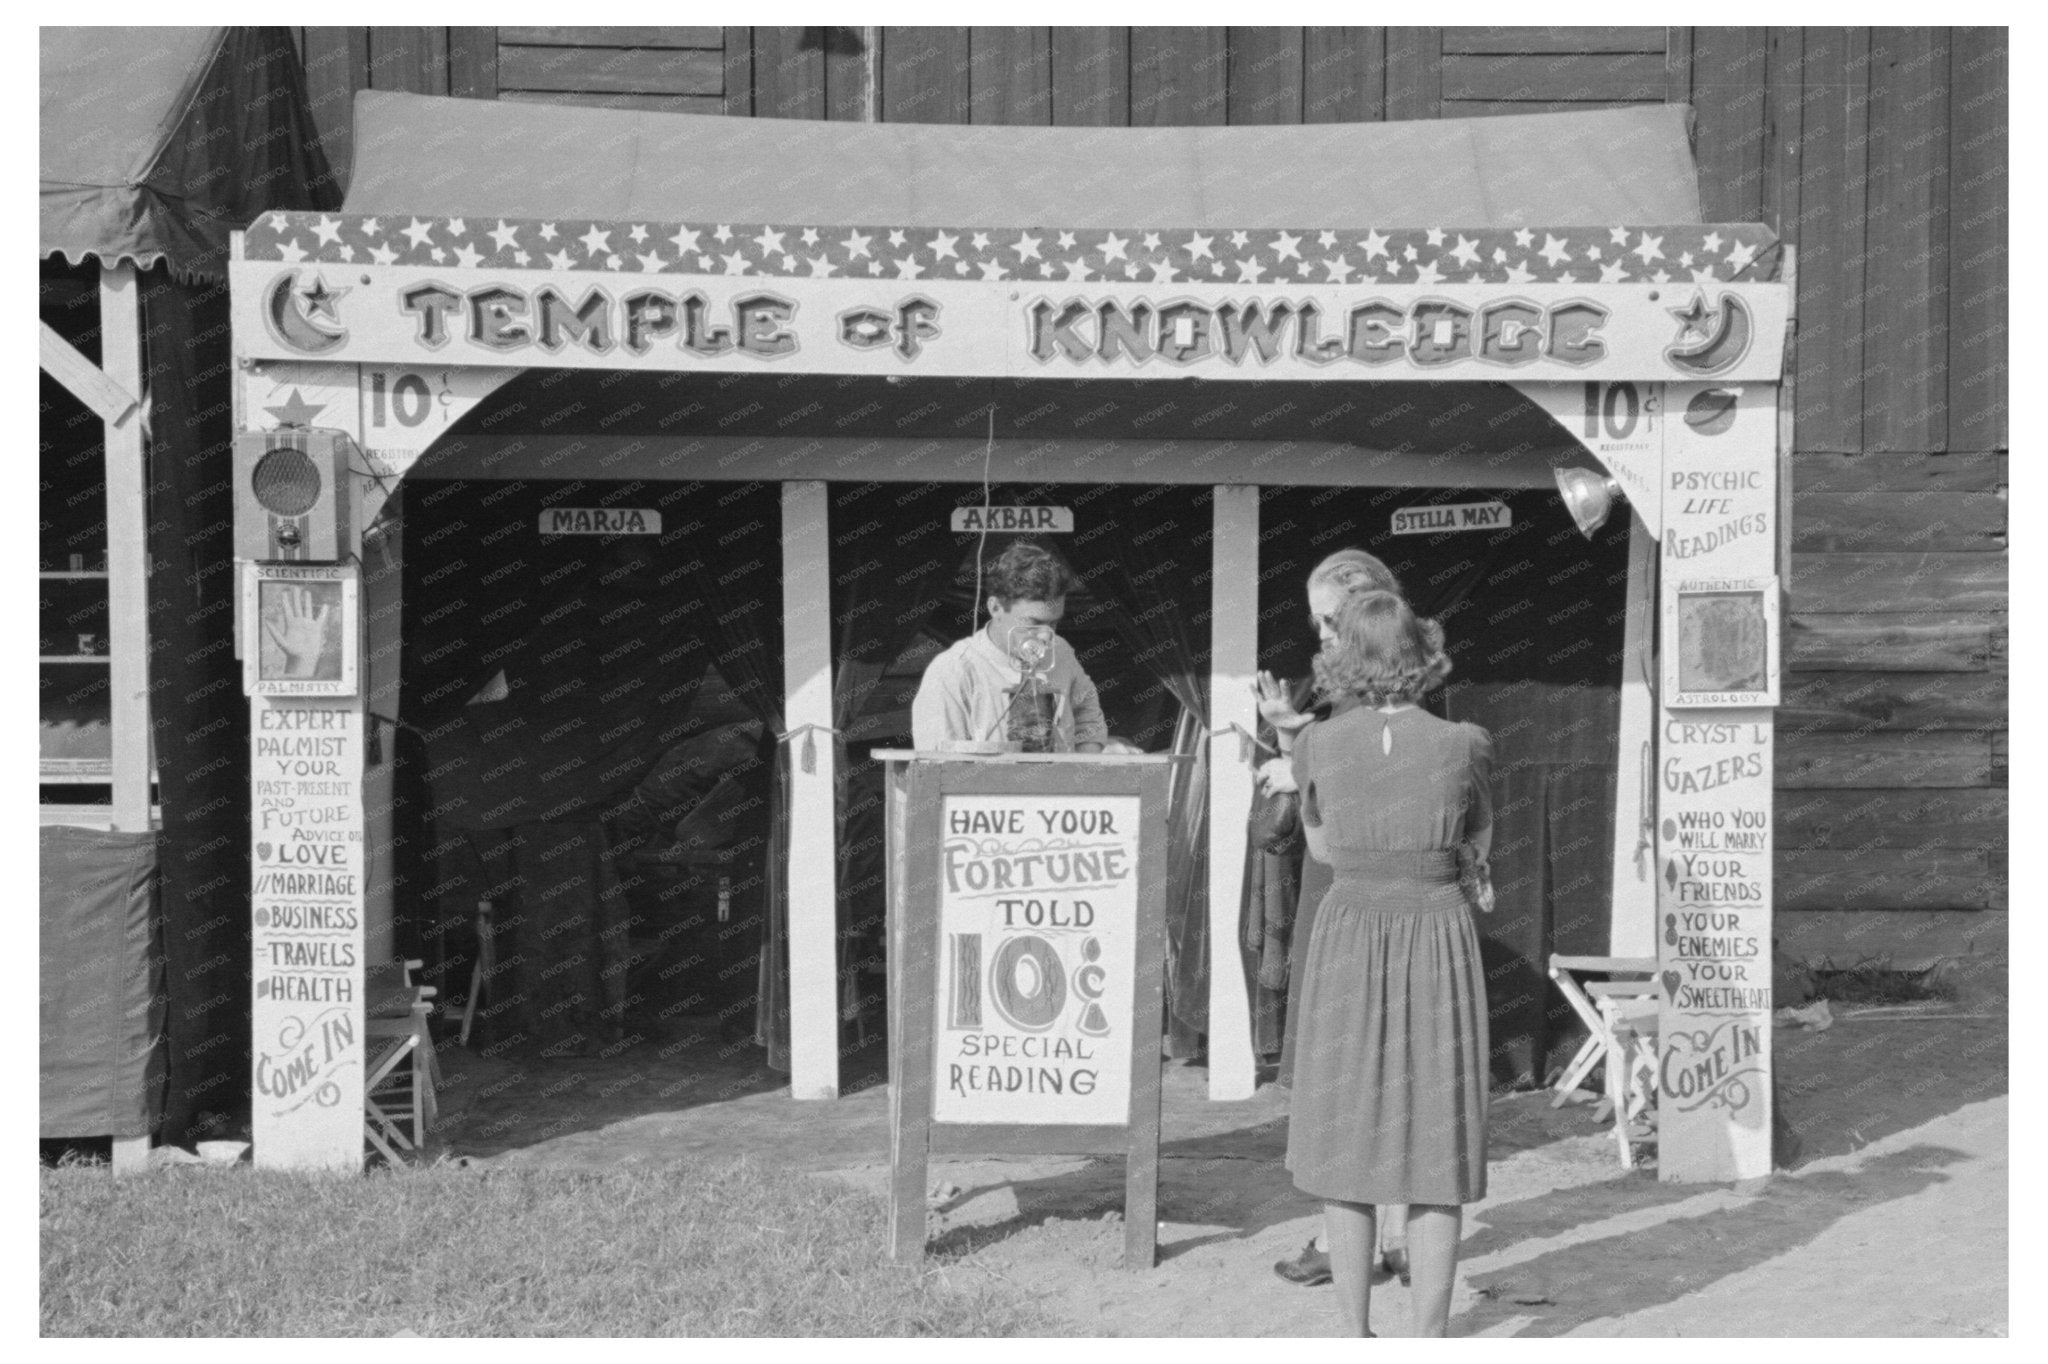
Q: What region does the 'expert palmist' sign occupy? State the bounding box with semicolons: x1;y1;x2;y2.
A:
934;793;1140;1126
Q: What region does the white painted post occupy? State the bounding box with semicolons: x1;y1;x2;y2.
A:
782;481;840;1100
1205;486;1259;1100
99;264;150;833
1654;381;1778;1183
1610;513;1658;958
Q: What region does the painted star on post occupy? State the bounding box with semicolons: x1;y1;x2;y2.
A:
1011;232;1043;261
580;224;613;256
311;216;344;248
1538;234;1572;268
1184;232;1216;261
1272;231;1303;261
930;230;961;261
264;388;326;427
1632;232;1666;265
753;226;788;257
546;248;575;271
844;229;875;259
1448;235;1481;269
488;220;522;252
1359;229;1390;261
402;218;436;251
1100;231;1131;262
670;226;703;256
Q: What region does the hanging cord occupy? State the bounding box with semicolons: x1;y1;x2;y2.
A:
775;721;841;774
970;404;996;636
1203;720;1278;764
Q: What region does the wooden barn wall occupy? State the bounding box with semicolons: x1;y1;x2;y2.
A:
290;26;2009;959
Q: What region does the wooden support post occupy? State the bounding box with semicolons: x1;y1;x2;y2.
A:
782;481;840;1100
1610;511;1658;957
99;265;150;833
1205;486;1258;1100
361;504;402;965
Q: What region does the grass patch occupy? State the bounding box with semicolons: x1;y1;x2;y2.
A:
41;1156;1059;1337
1804;957;1959;1007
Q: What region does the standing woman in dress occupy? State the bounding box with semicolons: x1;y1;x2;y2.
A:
1262;588;1494;1337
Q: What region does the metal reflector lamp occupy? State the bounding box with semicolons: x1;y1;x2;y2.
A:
1554;466;1624;540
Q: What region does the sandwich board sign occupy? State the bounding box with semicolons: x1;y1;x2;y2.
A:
878;751;1170;1268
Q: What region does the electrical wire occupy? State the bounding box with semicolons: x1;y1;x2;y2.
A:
970;404;995;636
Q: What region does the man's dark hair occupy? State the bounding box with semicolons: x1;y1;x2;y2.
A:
987;539;1077;605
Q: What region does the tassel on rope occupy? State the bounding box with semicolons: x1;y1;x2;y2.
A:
775;722;840;774
1202;721;1274;764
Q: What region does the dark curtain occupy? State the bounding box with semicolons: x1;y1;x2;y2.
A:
827;485;961;1042
665;487;791;1068
1052;485;1214;1048
397;479;783;1061
136;271;253;1139
1255;485;1631;1087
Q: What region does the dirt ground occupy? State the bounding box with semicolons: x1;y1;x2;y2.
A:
422;966;2007;1337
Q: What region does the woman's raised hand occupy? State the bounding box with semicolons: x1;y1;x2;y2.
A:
1255;670;1312;733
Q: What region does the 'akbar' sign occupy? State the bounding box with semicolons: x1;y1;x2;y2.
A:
951;506;1072;533
935;794;1139;1125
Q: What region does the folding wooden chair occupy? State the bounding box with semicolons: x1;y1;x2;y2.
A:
1547;955;1660;1167
364;960;438;1163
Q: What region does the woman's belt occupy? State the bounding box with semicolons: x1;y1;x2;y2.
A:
1329;848;1461;884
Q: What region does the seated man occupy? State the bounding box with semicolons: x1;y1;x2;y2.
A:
911;540;1134;754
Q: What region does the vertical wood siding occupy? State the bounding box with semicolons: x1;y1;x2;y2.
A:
284;27;2008;928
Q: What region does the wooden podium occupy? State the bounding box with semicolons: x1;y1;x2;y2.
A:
877;751;1172;1270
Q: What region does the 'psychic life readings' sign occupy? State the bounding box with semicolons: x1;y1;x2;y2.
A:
249;697;365;1169
935;794;1139;1126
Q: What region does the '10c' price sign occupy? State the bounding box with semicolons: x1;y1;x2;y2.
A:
935;794;1140;1126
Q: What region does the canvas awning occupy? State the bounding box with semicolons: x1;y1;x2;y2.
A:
40;26;334;280
342;90;1705;228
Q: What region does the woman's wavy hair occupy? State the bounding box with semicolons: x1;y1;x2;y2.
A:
1306;548;1400;600
1312;589;1453;707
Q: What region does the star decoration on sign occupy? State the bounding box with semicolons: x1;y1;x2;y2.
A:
264;388;326;427
236;215;1781;291
298;275;347;320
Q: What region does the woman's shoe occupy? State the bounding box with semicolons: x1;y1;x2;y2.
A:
1380;1246;1412;1287
1273;1239;1333;1287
